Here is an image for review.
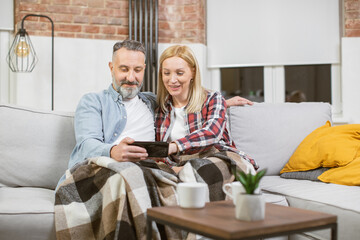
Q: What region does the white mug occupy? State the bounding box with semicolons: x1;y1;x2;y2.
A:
223;182;261;204
177;182;208;208
222;181;246;204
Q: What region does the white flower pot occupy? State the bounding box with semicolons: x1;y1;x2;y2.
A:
235;193;265;221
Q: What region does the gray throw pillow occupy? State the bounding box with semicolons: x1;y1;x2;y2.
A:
280;167;330;181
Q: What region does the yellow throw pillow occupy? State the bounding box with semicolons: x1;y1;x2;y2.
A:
281;121;360;173
318;157;360;186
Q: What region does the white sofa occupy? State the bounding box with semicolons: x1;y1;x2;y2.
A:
228;103;360;240
0;103;359;240
0;104;74;240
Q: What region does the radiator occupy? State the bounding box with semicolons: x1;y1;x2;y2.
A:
128;0;158;93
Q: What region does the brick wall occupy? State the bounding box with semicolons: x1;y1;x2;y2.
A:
158;0;205;43
344;0;360;37
15;0;359;42
14;0;206;43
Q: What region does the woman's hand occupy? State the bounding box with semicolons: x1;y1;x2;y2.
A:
226;96;253;107
168;142;179;155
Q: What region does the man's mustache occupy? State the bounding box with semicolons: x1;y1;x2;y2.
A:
120;80;139;86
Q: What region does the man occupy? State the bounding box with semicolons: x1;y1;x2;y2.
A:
55;39;253;240
68;40;155;169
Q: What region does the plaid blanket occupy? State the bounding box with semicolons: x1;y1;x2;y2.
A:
55;149;254;240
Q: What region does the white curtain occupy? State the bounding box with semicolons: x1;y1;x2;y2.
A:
207;0;340;68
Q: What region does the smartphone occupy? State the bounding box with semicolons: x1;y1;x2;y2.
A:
130;141;169;157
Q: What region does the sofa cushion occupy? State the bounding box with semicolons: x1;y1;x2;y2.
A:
0;187;56;240
0;104;75;189
318;156;360;185
227;102;332;175
281;121;360;173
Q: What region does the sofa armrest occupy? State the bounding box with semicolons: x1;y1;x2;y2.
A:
0;104;75;190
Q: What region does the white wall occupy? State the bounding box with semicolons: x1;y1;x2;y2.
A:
2;38;210;112
341;37;360;123
0;31;11;103
8;37;114;112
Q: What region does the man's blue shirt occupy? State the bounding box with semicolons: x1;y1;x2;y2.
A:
68;84;156;169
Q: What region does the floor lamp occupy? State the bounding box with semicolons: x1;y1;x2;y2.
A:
6;14;54;111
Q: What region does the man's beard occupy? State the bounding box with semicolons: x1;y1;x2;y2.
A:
113;77;143;100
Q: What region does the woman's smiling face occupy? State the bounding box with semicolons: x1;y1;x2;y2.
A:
161;56;194;107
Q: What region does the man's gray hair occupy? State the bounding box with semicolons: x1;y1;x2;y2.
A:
113;39;146;60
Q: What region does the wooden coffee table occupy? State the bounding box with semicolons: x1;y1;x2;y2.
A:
146;200;337;240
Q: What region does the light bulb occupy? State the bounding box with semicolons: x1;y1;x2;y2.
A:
15;37;30;57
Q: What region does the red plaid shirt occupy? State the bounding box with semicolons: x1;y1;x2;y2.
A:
155;91;258;169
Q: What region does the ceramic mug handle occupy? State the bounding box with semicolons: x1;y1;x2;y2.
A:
222;183;233;199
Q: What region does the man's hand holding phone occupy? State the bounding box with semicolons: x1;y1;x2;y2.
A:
110;137;149;162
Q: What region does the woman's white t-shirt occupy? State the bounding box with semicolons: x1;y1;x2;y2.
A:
169;106;187;141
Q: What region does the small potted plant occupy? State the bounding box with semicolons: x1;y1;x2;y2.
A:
233;168;267;221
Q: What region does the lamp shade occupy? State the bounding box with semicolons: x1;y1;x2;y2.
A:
6;28;38;72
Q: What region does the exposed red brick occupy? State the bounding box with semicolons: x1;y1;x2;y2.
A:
121;18;129;26
182;0;198;4
345;11;360;20
345;19;360;29
91;17;108;25
76;33;94;39
74;15;89;24
184;22;199;29
88;0;104;8
53;0;70;5
55;24;82;32
82;8;103;16
18;14;41;22
20;0;39;3
23;21;50;31
52;14;73;23
168;22;184;29
159;21;170;30
160;0;175;4
72;0;88;6
184;5;198;14
108;18;123;25
19;3;47;12
106;1;121;9
345;1;360;11
181;12;199;21
83;25;100;33
27;31;52;37
101;26;116;34
346;29;360;37
93;34;119;40
107;9;127;18
117;27;129;35
57;32;76;38
15;0;207;43
67;6;83;15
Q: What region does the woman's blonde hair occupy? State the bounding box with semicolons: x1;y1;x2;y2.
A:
157;45;207;113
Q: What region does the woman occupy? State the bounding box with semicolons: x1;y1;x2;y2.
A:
155;45;258;179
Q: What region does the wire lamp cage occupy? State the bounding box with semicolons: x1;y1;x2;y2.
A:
6;14;55;110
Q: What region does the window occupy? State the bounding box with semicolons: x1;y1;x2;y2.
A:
221;67;264;102
285;65;331;103
220;64;333;105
